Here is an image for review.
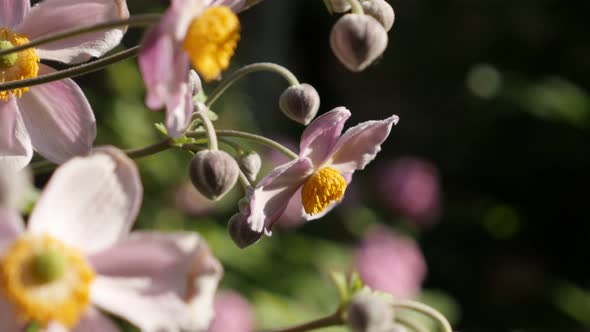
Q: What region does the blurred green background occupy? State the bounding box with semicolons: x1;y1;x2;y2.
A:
42;0;590;331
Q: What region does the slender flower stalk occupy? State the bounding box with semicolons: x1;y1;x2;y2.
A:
346;0;365;14
391;300;453;332
194;104;219;150
0;47;139;92
205;62;300;108
187;129;299;160
0;14;160;58
260;310;343;332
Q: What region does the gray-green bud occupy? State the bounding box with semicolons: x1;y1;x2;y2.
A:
330;14;388;72
362;0;395;32
228;212;263;249
348;291;394;332
189;150;240;201
279;83;320;125
238;151;262;183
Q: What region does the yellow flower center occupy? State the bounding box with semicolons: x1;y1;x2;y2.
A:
183;6;240;82
301;167;347;215
0;234;95;328
0;28;40;101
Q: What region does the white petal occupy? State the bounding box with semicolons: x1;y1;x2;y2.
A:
28;147;142;254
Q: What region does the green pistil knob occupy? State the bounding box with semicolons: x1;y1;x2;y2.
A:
0;40;18;69
31;249;67;283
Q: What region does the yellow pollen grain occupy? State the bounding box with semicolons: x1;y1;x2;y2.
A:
0;28;40;101
0;234;95;328
182;6;240;82
301;167;347;215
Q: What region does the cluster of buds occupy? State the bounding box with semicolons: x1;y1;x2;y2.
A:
329;0;395;72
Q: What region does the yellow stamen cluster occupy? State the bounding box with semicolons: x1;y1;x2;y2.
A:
301;167;347;215
0;28;40;101
183;6;240;82
0;234;94;327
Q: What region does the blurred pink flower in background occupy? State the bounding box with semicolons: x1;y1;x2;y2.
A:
354;226;427;298
377;157;441;228
208;290;255;332
174;181;215;217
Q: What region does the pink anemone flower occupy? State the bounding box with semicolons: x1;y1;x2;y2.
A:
0;148;222;332
354;226;426;299
138;0;244;137
229;107;399;248
0;0;130;171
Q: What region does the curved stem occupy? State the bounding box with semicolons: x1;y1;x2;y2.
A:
346;0;365;14
0;14;160;58
395;316;430;332
186;129;298;160
125;138;172;159
260;310;343;332
392;300;453;332
0;46;139;92
194;110;218;150
205;62;300;108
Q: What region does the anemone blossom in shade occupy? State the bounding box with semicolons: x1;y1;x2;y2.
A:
354;227;426;299
377;157;441;228
0;148;223;332
207;291;255;332
0;0;130;171
229;107;398;248
138;0;244;137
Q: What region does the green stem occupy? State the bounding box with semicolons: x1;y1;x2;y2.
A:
346;0;365;14
125;138;173;159
260;311;343;332
396;316;430;332
392;300;453;332
0;14;160;58
186;129;298;160
0;46;139;92
205;62;300;108
194;109;219;150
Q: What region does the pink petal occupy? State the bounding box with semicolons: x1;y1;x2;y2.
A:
0;297;22;332
18;64;96;164
139;24;190;112
73;307;121;332
211;0;247;11
0;208;24;252
28;147;142;254
329;115;398;173
165;80;193;137
16;0;129;64
90;232;222;332
299;107;350;166
0;167;31;210
247;158;313;235
0;98;33;171
0;0;29;29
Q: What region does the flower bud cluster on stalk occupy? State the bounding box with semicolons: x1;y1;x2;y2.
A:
0;1;454;332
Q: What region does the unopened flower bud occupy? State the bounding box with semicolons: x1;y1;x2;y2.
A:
326;0;351;13
330;14;388;72
189;150;240;201
279;83;320;125
362;0;395;32
228;212;263;248
348;291;394;332
238;151;262;182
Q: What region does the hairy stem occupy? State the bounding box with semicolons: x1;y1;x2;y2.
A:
0;14;160;58
260;311;343;332
0;46;139;92
346;0;365;14
186;129;298;160
392;300;453;332
205;62;300;108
